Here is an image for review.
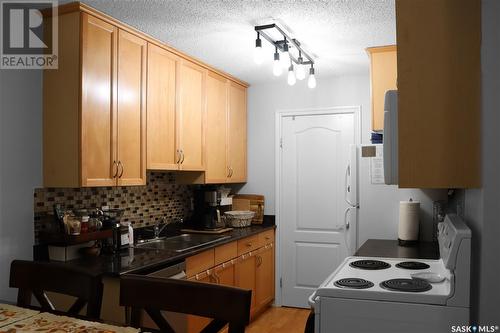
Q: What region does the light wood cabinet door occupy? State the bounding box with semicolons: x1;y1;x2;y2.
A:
116;29;147;186
366;45;397;131
205;72;229;183
396;0;480;188
177;61;206;171
235;255;256;311
147;43;178;170
227;82;247;183
80;13;118;187
255;245;275;309
217;264;235;286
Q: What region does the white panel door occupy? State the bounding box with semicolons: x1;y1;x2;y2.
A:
281;112;357;308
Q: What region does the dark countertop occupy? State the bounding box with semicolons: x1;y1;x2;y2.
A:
49;224;276;277
355;239;440;260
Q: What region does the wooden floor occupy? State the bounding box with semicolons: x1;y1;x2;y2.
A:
246;306;310;333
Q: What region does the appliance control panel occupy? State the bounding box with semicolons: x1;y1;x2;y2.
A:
438;214;471;270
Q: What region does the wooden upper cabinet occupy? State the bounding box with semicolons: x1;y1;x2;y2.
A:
177;61;206;171
366;45;397;131
43;13;147;187
116;30;147;186
205;72;229;183
80;13;118;187
396;0;480;188
227;83;247;183
146;43;178;170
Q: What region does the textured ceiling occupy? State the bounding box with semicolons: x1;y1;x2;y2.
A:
67;0;396;84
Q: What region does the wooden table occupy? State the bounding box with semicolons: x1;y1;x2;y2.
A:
0;303;139;333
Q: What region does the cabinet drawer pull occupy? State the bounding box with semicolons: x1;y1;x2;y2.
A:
118;161;124;178
113;161;119;178
175;149;181;164
246;243;252;247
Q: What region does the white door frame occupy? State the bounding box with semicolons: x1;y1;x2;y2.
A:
274;106;362;306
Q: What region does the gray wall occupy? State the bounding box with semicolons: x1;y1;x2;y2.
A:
464;0;500;323
0;70;42;301
241;74;446;247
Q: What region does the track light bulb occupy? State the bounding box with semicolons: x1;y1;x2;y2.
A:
308;66;316;89
254;35;263;65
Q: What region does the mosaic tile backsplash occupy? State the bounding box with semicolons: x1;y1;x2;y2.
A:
34;172;194;243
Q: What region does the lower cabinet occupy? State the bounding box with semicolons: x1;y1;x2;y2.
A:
255;244;275;309
144;230;275;333
234;254;257;311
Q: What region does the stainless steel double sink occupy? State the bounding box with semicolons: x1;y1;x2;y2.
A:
135;233;231;252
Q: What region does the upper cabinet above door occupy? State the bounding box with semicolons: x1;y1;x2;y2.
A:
366;45;397;132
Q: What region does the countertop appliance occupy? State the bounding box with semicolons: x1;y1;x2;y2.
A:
383;90;398;185
308;214;471;333
191;189;231;230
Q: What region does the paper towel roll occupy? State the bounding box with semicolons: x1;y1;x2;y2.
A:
398;199;420;245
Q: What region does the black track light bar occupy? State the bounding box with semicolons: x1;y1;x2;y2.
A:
255;23;315;66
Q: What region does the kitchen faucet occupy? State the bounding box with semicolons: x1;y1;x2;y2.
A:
153;217;168;239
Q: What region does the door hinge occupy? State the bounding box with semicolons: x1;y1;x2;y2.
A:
280;277;283;288
279;138;283;149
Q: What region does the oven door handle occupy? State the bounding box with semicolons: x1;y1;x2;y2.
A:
308;291;318;309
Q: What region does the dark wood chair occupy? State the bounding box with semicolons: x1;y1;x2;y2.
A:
120;274;252;333
9;260;103;320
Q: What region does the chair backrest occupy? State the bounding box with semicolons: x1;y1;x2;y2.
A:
9;260;103;319
120;274;252;333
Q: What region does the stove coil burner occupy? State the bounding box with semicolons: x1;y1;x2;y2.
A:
334;278;374;289
380;278;432;292
396;261;431;270
349;260;391;270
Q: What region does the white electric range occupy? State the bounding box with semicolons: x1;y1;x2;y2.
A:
308;214;471;333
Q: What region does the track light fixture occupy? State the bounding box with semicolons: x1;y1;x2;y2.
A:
254;23;316;88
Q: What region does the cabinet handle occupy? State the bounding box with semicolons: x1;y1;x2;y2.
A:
118;161;124;178
256;256;262;267
113;161;119;178
180;150;185;164
175;149;181;164
227;166;231;178
229;167;233;177
246;243;252;247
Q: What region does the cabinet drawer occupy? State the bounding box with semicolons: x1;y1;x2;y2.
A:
186;249;214;277
215;241;237;265
237;235;260;255
259;229;274;245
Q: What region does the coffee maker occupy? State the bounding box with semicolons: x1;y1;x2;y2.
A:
191;188;231;230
